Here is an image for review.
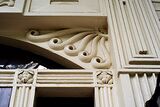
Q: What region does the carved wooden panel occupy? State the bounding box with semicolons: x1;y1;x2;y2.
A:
107;0;160;69
25;0;106;16
26;28;111;69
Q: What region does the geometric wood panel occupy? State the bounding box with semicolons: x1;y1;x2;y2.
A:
24;0;106;16
107;0;160;69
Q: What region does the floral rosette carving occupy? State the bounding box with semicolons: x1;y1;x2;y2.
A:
17;70;34;84
96;71;113;85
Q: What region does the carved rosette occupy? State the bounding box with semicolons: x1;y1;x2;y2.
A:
96;71;113;85
17;70;34;84
26;28;112;69
0;0;14;7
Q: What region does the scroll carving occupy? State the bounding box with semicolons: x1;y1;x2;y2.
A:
26;28;112;69
96;71;113;85
0;0;14;7
17;70;34;84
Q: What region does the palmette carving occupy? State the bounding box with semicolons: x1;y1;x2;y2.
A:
0;0;14;7
17;70;34;84
96;71;113;85
27;28;112;69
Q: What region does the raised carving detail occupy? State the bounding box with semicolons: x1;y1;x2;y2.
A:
0;0;14;7
26;28;112;69
17;70;34;84
96;71;113;85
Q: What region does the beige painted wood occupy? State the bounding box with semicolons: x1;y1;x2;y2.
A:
0;69;114;107
0;0;160;107
24;0;107;16
118;72;158;107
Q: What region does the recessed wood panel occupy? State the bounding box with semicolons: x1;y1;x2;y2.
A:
25;0;106;16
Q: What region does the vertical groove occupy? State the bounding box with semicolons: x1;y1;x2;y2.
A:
144;73;152;98
108;87;113;107
9;86;16;107
139;0;159;56
152;73;157;85
28;87;35;107
125;0;142;53
15;87;21;107
115;0;133;61
120;74;136;107
108;0;126;67
23;87;29;107
131;74;144;107
100;87;105;107
19;86;25;107
103;87;110;107
95;87;100;107
148;74;156;94
119;0;137;55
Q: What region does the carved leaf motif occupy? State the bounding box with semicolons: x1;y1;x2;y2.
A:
26;28;112;69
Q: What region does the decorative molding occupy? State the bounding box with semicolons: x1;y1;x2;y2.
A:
95;87;114;107
108;0;160;69
119;72;158;107
17;70;34;84
0;0;14;7
0;71;14;84
10;86;35;107
26;28;112;69
24;0;106;16
37;70;93;85
96;71;113;85
51;0;79;2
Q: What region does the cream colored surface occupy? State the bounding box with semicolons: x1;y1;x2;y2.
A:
0;0;159;107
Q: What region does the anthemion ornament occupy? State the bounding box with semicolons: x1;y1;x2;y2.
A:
17;70;34;84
